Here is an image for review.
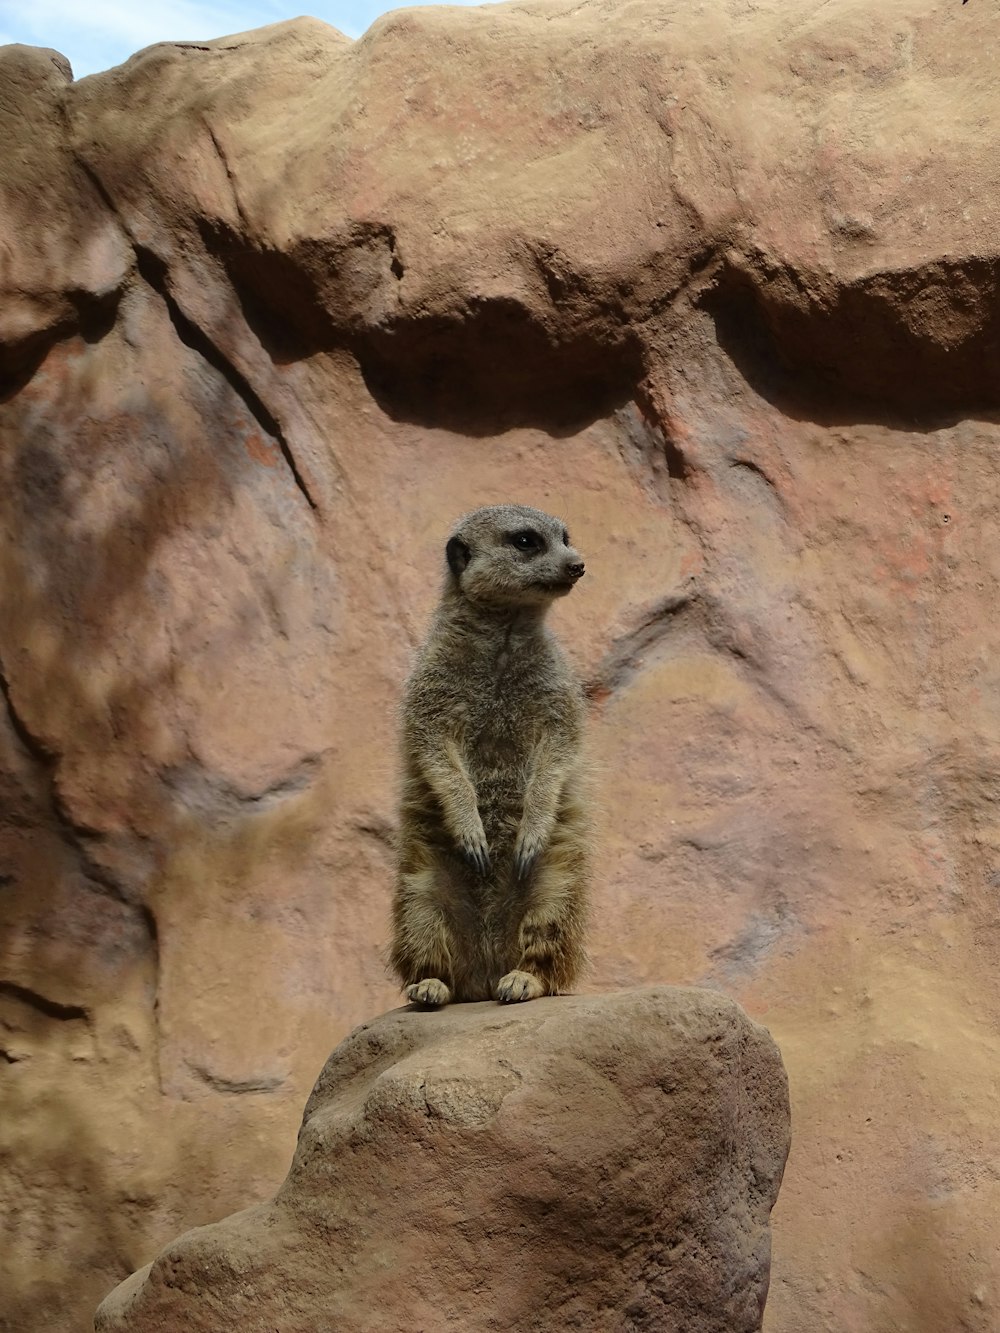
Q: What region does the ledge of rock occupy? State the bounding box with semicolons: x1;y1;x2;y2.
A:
95;988;789;1332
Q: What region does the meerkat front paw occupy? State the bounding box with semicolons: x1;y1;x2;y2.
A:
513;827;546;881
496;970;545;1003
457;826;491;876
406;978;452;1007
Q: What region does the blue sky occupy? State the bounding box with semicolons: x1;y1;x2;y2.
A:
0;0;488;78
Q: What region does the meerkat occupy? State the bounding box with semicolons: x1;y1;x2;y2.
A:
390;503;591;1007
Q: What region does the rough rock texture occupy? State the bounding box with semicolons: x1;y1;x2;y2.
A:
0;1;999;1330
95;988;790;1332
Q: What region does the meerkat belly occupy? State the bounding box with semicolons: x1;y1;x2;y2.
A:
463;687;550;851
471;750;529;851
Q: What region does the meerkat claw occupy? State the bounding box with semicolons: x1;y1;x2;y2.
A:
514;842;541;881
459;838;491;877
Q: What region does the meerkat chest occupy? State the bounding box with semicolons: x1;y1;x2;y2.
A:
457;647;565;751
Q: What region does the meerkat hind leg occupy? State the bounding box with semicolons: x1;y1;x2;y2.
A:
394;863;458;1008
406;978;453;1007
497;845;587;1004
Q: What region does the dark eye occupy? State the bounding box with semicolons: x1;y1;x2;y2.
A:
508;528;544;553
562;529;570;546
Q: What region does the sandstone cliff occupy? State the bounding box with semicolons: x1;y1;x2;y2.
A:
1;1;998;1331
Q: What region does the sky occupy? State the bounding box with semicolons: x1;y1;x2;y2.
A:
0;0;488;78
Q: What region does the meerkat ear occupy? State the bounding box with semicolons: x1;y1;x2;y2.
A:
446;536;471;577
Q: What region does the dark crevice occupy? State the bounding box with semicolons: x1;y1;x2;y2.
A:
139;903;160;1010
72;155;317;508
0;286;120;401
139;902;162;1090
0;325;64;401
729;457;775;487
0;651;146;907
388;232;404;281
0;138;125;398
352;815;397;851
208;235;341;363
0;655;58;764
71;288;119;343
71;151;118;220
627;389;690;485
204;122;250;232
133;245;317;510
0;980;89;1022
204;217;645;434
662;433;689;480
185;1060;284;1094
703;255;1000;428
587;592;696;700
201;218;396;364
50;776;141;905
94;187;661;437
160;753;322;821
357;301;646;436
586;590;760;699
590;585;844;753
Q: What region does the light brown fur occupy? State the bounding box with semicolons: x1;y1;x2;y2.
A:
390;504;591;1006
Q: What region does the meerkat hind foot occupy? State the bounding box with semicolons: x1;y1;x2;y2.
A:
406;978;452;1008
496;970;546;1004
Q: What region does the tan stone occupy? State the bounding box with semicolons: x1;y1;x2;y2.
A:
0;0;998;1330
0;46;128;388
95;988;790;1332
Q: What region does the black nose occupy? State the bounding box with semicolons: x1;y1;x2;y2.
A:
568;562;585;581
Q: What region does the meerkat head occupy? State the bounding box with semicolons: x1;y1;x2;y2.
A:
444;504;585;609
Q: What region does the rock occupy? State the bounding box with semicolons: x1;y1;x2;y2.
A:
94;988;790;1332
0;45;128;391
1;1;1000;1331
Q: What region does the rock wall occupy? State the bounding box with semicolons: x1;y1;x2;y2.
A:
0;2;998;1330
95;988;790;1332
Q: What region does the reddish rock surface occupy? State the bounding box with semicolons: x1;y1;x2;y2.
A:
95;988;790;1332
0;2;998;1331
